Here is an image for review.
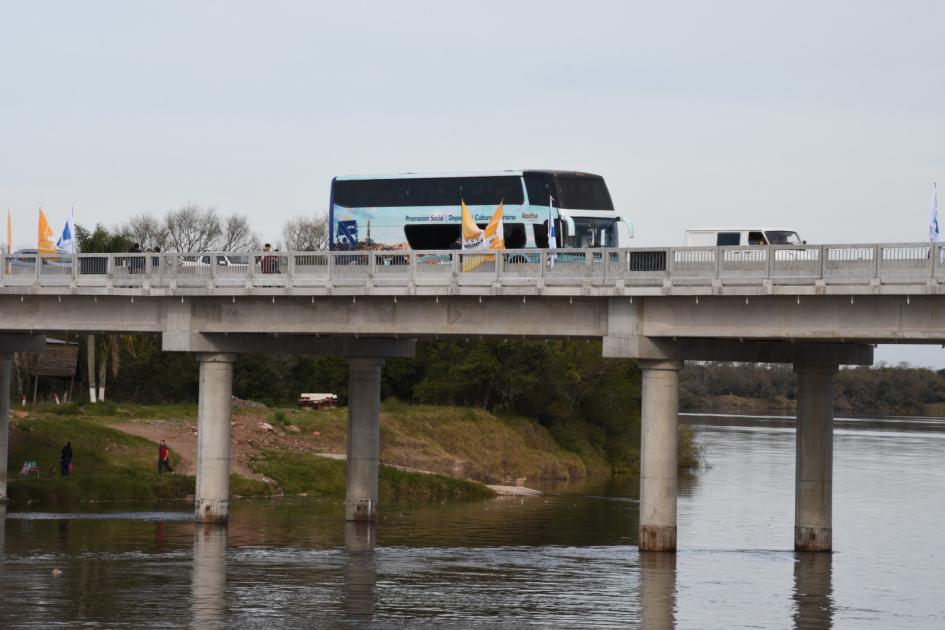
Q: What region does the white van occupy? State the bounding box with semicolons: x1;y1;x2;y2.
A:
684;228;804;247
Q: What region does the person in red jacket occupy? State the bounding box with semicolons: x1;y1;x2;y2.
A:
158;440;174;474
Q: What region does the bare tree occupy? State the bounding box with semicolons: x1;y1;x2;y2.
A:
163;204;222;252
219;213;259;252
282;215;329;251
124;212;167;250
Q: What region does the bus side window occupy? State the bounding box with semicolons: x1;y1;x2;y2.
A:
524;175;552;206
748;231;766;245
716;232;740;246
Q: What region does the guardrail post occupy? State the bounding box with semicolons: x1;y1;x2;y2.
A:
872;245;881;280
106;254;114;289
328;251;336;290
818;246;825;280
766;245;774;278
287;252;296;288
209;252;217;288
933;244;942;281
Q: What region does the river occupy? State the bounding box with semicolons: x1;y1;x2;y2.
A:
1;414;943;628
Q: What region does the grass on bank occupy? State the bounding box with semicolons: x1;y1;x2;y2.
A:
251;450;495;501
260;401;614;484
259;400;701;481
27;401;198;423
8;418;194;503
6;417;270;504
5;416;493;505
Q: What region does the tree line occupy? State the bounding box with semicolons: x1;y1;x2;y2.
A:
681;361;945;415
78;203;328;253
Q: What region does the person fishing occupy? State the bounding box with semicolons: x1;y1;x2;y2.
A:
60;441;72;477
158;440;174;474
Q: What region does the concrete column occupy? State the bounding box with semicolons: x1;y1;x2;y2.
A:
0;354;11;501
639;359;682;552
793;363;837;552
345;357;383;522
195;353;236;524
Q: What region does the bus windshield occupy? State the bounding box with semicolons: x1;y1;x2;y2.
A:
566;218;618;248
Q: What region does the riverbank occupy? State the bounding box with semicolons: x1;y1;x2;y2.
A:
7;413;493;505
6;400;701;505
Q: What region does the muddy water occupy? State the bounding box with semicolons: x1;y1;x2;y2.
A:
1;414;943;628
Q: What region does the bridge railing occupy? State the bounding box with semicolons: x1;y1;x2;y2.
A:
2;243;944;291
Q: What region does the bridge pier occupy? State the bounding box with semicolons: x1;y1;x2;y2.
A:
0;354;11;501
794;362;837;552
639;359;682;552
195;353;236;524
346;357;383;522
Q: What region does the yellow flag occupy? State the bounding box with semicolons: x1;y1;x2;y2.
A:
38;208;55;255
460;200;483;248
461;200;505;272
484;202;504;250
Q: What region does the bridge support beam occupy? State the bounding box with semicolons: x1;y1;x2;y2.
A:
794;362;837;552
0;354;11;501
639;359;682;552
195;353;236;524
346;357;383;522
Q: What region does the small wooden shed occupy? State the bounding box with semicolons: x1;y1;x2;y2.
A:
24;338;79;403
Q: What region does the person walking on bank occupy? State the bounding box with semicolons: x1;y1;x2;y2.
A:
60;441;73;477
158;440;174;474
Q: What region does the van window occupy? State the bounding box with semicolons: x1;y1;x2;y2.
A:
748;231;766;245
717;232;740;246
766;230;802;245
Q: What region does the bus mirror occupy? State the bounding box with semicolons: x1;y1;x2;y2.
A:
561;216;575;239
620;218;634;240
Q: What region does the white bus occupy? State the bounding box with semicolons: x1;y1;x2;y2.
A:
329;170;632;250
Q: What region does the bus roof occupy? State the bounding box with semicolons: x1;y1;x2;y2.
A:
333;170;604;181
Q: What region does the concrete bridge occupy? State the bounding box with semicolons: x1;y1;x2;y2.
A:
2;243;945;552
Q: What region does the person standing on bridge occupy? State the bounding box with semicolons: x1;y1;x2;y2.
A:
60;441;72;477
158;440;174;474
128;242;144;273
261;243;276;274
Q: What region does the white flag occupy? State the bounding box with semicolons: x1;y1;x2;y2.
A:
56;207;77;254
547;196;557;268
930;184;940;243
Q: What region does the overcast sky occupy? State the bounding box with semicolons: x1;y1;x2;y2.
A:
2;1;944;366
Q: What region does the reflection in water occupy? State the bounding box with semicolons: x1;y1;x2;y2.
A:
640;552;676;630
57;519;69;548
343;522;376;625
192;525;227;629
793;552;833;630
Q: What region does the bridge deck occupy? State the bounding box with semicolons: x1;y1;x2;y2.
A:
3;243;945;296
